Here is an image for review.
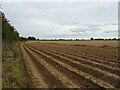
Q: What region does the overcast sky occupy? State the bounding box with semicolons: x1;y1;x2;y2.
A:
2;1;118;39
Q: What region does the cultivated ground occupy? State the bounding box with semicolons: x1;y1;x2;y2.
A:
21;41;120;89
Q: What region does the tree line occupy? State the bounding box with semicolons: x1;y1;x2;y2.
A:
20;37;120;41
90;37;119;40
2;12;20;43
2;12;37;42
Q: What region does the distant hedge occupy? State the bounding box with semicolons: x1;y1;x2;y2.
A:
2;12;20;43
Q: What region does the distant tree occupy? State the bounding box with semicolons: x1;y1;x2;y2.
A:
75;39;80;41
59;39;64;41
37;38;39;41
108;38;112;40
20;37;27;41
27;37;36;40
112;38;116;40
69;39;73;41
90;37;94;40
94;38;104;40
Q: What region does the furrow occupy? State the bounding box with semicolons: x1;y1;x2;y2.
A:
25;44;116;89
26;43;119;69
21;44;48;88
82;53;119;62
43;49;120;76
24;44;80;88
26;44;119;75
48;49;119;68
26;43;118;62
32;47;120;87
24;45;102;88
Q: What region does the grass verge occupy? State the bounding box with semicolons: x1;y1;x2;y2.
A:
2;42;28;88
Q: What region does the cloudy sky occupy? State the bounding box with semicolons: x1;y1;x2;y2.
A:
2;1;118;39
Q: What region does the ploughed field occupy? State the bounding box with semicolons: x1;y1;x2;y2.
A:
21;41;120;89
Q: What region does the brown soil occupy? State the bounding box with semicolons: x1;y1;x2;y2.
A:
21;42;120;89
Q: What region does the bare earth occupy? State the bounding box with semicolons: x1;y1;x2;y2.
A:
21;41;120;89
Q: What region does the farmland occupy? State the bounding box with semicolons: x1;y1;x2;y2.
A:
21;41;120;88
34;40;118;47
2;2;119;89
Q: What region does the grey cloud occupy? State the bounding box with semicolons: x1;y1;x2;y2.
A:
103;23;118;26
2;2;118;39
69;22;118;38
104;30;118;33
70;27;100;33
87;22;118;27
70;24;101;34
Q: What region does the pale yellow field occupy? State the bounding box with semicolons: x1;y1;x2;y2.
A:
29;40;118;47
